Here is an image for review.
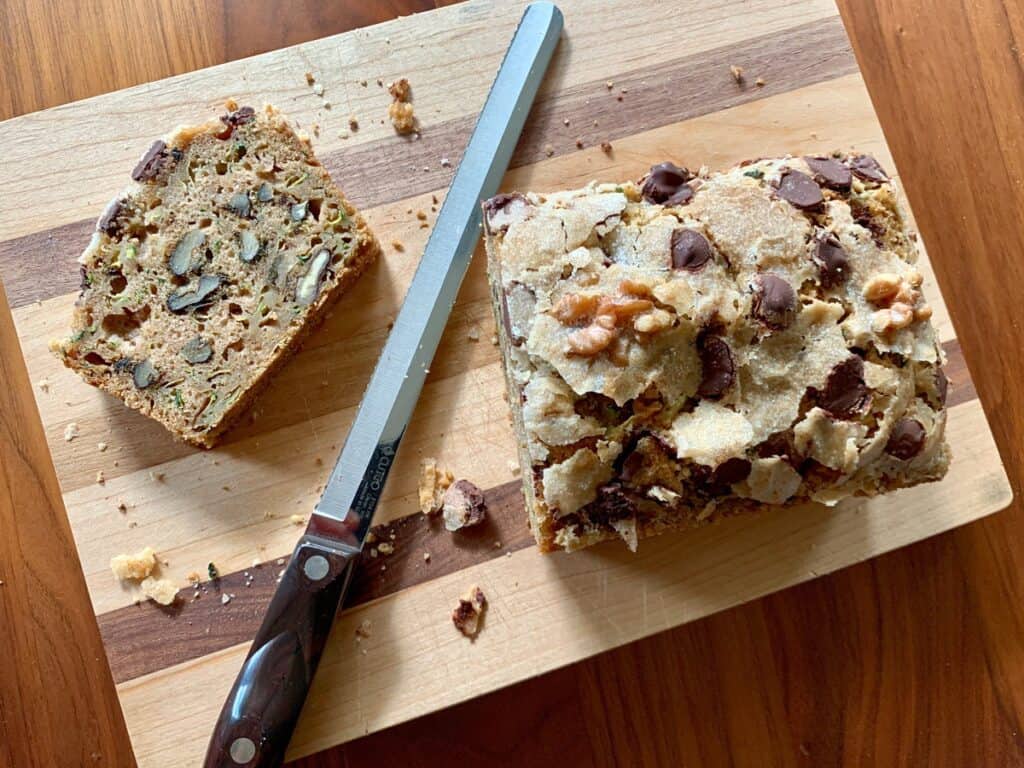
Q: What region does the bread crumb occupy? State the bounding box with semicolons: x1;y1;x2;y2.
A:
127;520;138;528
348;115;359;131
442;479;487;532
141;576;178;606
96;470;105;485
600;141;613;154
305;71;315;85
355;618;373;639
416;210;428;221
391;239;405;252
606;80;614;89
377;541;394;555
755;76;766;87
116;499;128;513
388;78;411;101
730;64;744;83
97;441;108;452
63;423;79;442
423;552;431;562
452;585;487;638
467;327;480;342
562;118;570;126
360;79;367;87
110;547;157;581
419;457;454;514
508;460;521;476
312;82;324;97
389;101;416;134
490;334;499;345
575;138;584;149
440;157;451;168
37;378;51;393
186;571;202;585
149;471;165;482
365;531;377;545
221;593;232;605
290;514;306;525
544;144;554;157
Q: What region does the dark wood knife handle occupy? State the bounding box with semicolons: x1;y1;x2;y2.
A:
203;535;358;768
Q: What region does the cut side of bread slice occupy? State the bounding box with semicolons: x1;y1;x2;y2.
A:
52;102;380;447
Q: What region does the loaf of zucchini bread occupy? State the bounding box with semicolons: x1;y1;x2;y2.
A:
484;154;950;552
52;103;379;447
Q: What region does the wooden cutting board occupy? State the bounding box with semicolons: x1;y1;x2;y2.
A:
0;0;1011;764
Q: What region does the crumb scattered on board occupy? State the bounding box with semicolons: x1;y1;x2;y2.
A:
508;460;521;476
110;547;157;580
600;141;613;154
141;576;178;606
290;514;307;525
467;327;480;342
730;65;744;83
377;541;394;555
755;76;766;87
419;457;454;514
63;423;79;442
97;441;108;452
355;619;373;640
387;77;417;134
442;479;487;532
452;586;487;638
391;239;405;252
96;470;105;485
37;378;51;393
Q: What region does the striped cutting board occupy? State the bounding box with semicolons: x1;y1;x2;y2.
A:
0;0;1011;764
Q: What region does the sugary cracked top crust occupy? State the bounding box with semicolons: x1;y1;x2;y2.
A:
485;154;950;551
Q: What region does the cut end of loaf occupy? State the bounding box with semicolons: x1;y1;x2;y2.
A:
53;103;380;447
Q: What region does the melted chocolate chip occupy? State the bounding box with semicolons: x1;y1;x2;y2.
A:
574;392;623;426
812;234;850;288
751;273;797;330
935;367;949;406
711;457;752;486
579;484;638;525
697;333;735;398
755;431;797;462
641;161;693;204
671;229;712;272
97;197;125;235
804;156;852;190
818;356;870;419
850;154;889;183
885;418;926;459
666;184;694;206
776;169;824;210
131;140;169;182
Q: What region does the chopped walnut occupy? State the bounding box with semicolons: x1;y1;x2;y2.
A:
452;585;487;638
871;302;915;333
634;308;674;334
552;293;600;323
568;324;616;356
915;304;933;321
862;273;902;304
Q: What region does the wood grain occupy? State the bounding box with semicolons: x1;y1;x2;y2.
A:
0;1;1022;768
0;283;135;767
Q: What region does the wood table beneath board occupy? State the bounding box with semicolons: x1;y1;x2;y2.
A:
1;1;1022;766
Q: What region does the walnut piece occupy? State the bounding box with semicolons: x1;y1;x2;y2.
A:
862;272;902;304
452;585;487;638
388;101;416;134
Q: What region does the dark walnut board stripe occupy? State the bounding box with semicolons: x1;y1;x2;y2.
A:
0;16;856;310
97;341;978;686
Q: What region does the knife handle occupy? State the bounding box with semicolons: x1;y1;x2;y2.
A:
203;536;358;768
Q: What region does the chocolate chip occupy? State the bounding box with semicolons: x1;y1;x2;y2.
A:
812;234;849;288
697;333;735;398
776;169;823;210
131;140;168;182
641;161;693;204
671;229;712;272
751;273;797;330
579;484;638;525
97;197;125;235
804;156;852;190
710;457;751;486
935;367;949;406
666;184;694;206
885;418;926;459
818;356;870;419
216;106;257;140
755;431;797;462
483;192;530;233
850;154;889;183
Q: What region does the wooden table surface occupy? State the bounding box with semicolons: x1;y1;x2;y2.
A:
1;1;1022;766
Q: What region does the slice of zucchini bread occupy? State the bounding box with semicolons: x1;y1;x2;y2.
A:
484;154;950;552
52;103;379;447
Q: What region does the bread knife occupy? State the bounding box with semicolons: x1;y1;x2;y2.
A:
203;4;563;766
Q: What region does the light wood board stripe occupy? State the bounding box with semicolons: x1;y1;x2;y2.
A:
96;339;976;684
0;15;857;309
